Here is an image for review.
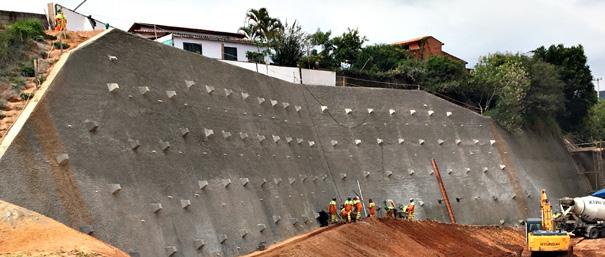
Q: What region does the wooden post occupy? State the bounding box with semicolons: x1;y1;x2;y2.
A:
220;42;225;60
431;159;457;224
47;3;56;29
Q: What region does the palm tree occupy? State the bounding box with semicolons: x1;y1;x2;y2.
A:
239;8;283;44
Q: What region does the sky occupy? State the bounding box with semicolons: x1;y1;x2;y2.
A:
3;0;605;90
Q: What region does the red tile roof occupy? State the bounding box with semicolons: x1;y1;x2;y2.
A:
393;36;443;46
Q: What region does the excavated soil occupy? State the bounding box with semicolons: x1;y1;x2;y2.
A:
0;200;128;257
573;238;605;257
247;218;605;257
246;218;526;257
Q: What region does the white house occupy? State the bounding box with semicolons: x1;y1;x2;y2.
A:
128;22;266;63
128;22;335;86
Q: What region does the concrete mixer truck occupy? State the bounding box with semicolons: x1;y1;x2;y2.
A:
557;195;605;239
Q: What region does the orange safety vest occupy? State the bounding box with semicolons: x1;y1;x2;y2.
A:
368;202;376;216
328;201;337;214
344;200;353;211
354;200;362;211
340;207;348;216
406;203;415;213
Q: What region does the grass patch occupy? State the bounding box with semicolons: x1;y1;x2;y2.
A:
20;65;35;77
52;41;70;50
19;92;34;100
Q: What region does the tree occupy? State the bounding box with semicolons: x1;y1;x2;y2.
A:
490;61;531;132
524;60;565;122
270;21;307;67
332;28;367;68
239;8;283;43
299;29;337;69
586;101;605;141
239;8;283;63
470;54;531;131
353;44;411;73
245;51;265;63
533;44;597;137
422;56;467;94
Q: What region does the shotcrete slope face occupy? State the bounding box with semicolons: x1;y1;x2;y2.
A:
0;29;591;257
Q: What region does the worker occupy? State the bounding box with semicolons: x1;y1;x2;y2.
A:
353;196;363;221
405;199;416;221
368;199;376;217
328;198;338;224
54;9;67;32
344;197;353;223
340;205;348;223
384;199;396;218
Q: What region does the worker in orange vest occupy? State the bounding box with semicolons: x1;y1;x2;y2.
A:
353;196;363;221
54;9;67;31
328;198;338;224
343;197;353;223
340;206;348;223
405;199;416;221
367;199;376;217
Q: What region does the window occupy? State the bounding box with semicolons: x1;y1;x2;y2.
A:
183;42;202;55
223;46;238;61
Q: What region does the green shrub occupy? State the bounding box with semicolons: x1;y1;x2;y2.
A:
10;76;25;90
33;35;45;42
6;19;45;42
20;65;35;77
37;75;46;84
20;92;34;100
44;34;57;40
11;83;24;90
40;51;48;59
53;41;70;50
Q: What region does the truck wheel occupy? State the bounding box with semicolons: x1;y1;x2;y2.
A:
588;227;600;239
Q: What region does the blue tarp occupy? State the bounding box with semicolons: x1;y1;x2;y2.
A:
592;188;605;198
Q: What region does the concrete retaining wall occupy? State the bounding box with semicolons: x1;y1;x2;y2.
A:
0;30;592;257
0;10;48;28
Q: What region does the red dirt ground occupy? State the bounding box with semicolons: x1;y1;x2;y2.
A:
245;218;526;257
245;218;605;257
0;200;128;257
573;238;605;257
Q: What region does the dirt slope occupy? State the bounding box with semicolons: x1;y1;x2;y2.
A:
246;219;525;257
0;200;128;257
0;30;100;141
573;238;605;257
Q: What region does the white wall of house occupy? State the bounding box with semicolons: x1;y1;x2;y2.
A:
172;37;262;62
221;60;336;86
301;69;336;86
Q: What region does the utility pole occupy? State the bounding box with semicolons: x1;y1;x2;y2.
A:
595;77;602;99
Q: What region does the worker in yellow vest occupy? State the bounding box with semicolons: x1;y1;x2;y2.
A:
328;198;338;224
54;9;67;31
